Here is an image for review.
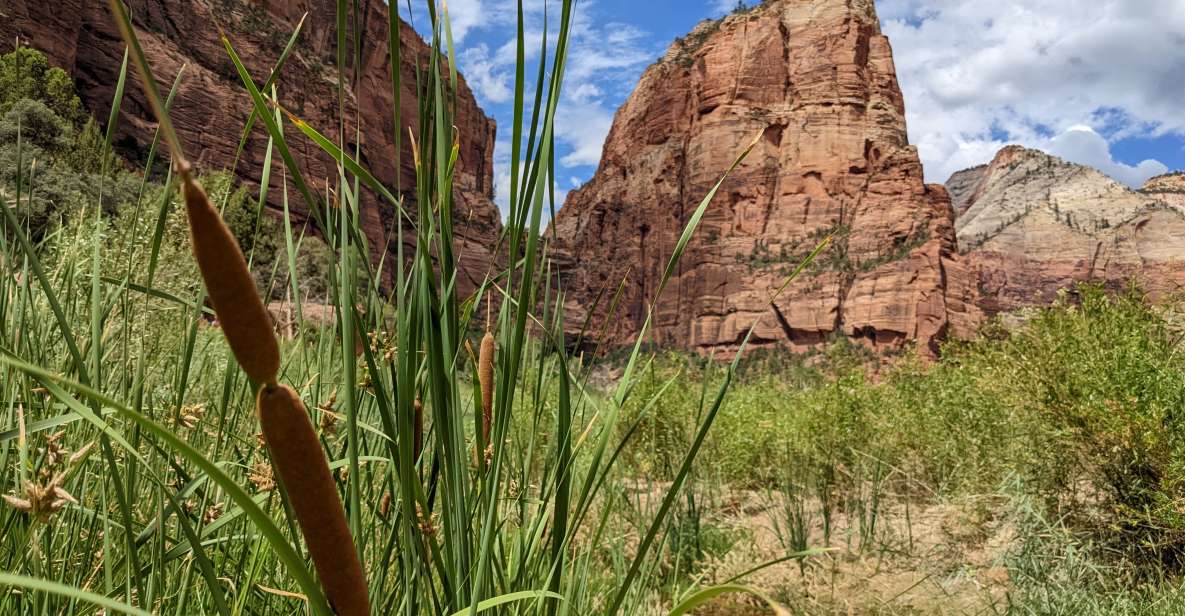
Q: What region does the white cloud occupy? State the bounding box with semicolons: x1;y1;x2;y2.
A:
567;82;602;103
1047;125;1167;187
556;100;615;166
876;0;935;23
880;0;1185;184
494;155;512;214
458;44;513;104
551;16;652;170
706;0;747;16
441;0;485;43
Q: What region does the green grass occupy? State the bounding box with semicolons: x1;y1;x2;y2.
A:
0;2;801;613
617;285;1185;612
5;3;1185;615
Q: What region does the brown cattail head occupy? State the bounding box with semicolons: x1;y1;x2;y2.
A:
181;170;279;386
378;490;392;519
478;330;495;448
257;384;369;616
412;397;424;464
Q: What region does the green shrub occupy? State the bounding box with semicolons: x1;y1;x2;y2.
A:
620;285;1185;576
0;47;84;125
0;98;72;152
990;286;1185;571
61;118;121;175
0;48;135;236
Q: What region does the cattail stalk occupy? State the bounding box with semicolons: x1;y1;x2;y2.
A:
107;6;368;610
259;385;369;616
478;330;495;449
182;169;368;614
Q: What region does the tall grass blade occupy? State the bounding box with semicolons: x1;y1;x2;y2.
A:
0;572;154;616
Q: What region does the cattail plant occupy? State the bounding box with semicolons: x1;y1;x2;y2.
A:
477;330;495;452
104;2;369;613
258;384;369;616
178;167;279;385
181;165;369;615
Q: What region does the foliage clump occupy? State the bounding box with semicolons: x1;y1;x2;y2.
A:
622;284;1185;579
0;47;84;125
0;46;332;300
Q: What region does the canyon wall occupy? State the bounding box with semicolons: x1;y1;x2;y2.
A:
551;0;969;355
1;0;501;293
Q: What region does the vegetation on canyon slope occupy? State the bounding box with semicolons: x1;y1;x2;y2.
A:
3;5;1185;616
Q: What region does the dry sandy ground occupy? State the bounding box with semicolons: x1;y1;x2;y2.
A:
639;488;1017;615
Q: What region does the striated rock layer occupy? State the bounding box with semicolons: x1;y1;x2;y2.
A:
949;146;1185;315
551;0;968;355
2;0;501;293
1142;171;1185;211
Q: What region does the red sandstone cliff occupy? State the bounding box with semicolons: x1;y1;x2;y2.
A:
1;0;501;293
551;0;968;355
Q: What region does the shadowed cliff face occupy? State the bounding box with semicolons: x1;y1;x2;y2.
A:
550;0;971;356
1;0;501;295
949;146;1185;315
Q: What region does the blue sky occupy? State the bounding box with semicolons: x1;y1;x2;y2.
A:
409;0;1185;216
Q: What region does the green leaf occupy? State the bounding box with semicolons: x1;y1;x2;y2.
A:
445;590;564;616
668;584;790;616
0;572;154;616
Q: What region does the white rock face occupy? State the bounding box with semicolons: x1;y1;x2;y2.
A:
947;146;1185;315
1141;172;1185;214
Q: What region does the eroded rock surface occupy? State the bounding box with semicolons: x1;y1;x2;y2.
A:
551;0;965;355
1141;171;1185;211
949;146;1185;315
2;0;501;293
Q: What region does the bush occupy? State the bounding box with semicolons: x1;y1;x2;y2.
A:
62;118;121;175
0;47;84;125
1;143;141;233
0;48;136;236
994;286;1185;572
0;98;72;151
619;285;1185;576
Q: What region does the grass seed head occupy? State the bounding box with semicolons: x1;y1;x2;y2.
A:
319;409;340;437
41;431;66;466
249;461;275;493
203;503;224;525
4;474;77;523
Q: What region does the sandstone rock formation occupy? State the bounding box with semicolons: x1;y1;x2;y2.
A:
1;0;500;293
551;0;966;355
948;146;1185;315
1142;171;1185;211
